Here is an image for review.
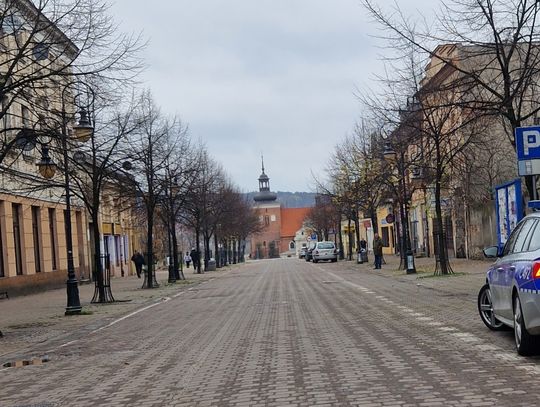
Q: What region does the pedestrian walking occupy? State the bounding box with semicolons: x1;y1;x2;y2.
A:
184;253;192;268
131;250;145;278
190;248;200;272
373;234;383;270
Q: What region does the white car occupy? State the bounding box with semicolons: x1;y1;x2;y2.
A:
312;241;338;263
478;212;540;355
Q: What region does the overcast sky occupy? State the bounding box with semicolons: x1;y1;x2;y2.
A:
109;0;429;193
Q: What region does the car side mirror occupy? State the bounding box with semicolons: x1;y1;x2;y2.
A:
483;246;500;258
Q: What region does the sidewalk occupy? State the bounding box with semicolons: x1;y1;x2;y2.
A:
341;252;491;296
0;264;236;360
342;252;490;275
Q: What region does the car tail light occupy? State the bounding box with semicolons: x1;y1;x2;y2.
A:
533;261;540;279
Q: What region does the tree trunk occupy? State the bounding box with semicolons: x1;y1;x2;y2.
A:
195;228;202;273
167;224;175;283
92;210;106;301
146;207;156;287
338;222;344;260
398;197;408;270
347;218;353;261
171;217;183;280
354;209;360;255
204;232;211;270
435;177;451;275
214;231;220;268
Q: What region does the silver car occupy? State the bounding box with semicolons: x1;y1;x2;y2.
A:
478;212;540;355
312;241;338;263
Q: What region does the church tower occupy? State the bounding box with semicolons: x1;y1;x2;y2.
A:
251;156;281;258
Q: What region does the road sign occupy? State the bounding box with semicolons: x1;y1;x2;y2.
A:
385;214;395;224
515;126;540;175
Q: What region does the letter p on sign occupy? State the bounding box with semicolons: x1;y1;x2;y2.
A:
524;130;540;155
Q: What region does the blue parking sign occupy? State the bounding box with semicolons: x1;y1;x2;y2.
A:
515;126;540;175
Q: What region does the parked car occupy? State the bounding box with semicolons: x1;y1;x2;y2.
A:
312;241;338;263
299;247;307;259
478;211;540;355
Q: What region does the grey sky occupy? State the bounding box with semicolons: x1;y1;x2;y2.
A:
109;0;429;193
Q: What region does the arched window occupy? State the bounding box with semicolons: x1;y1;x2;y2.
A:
289;241;295;250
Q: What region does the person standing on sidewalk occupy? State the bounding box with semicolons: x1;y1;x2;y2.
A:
373;234;383;270
184;253;192;268
131;251;145;278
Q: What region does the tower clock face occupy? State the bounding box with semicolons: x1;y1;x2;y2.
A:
33;43;49;61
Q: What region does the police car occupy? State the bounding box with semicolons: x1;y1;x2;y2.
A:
478;205;540;355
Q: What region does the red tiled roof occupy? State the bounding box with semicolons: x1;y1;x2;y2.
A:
280;207;310;238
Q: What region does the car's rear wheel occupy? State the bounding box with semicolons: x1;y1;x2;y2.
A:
478;284;505;331
514;294;537;356
331;258;337;263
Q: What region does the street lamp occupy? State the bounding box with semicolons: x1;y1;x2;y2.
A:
383;141;416;274
36;82;95;315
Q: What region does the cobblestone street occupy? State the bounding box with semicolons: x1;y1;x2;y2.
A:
2;257;540;406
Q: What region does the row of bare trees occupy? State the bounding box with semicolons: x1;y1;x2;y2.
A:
0;0;258;297
312;0;539;274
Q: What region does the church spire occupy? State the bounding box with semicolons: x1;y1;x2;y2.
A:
254;155;277;202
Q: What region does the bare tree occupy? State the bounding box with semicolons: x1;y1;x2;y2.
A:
122;91;178;288
363;0;539;196
156;121;197;281
66;93;141;300
181;148;220;273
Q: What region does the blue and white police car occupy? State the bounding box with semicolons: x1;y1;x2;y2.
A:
479;205;540;355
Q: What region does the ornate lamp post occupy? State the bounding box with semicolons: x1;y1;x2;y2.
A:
37;83;95;315
383;141;416;274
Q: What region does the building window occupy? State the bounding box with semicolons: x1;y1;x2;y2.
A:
32;206;42;273
264;216;270;226
270;215;276;222
289;241;295;250
21;105;31;128
48;208;58;270
12;203;23;275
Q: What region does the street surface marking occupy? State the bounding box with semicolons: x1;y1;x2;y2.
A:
90;298;169;334
320;267;540;371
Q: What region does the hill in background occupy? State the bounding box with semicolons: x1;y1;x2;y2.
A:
245;191;316;208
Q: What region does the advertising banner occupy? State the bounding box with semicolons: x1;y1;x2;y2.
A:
495;179;523;248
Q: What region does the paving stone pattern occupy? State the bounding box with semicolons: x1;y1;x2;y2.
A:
1;258;540;406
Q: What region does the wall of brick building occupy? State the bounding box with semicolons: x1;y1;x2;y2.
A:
250;204;282;259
